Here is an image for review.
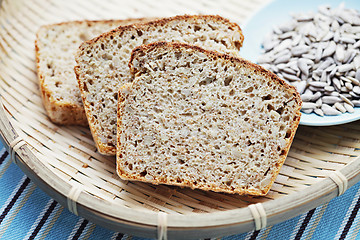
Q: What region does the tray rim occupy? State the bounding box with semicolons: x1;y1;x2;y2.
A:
1;101;360;239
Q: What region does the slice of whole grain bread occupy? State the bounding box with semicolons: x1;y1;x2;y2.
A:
116;41;302;195
35;18;149;125
75;15;244;154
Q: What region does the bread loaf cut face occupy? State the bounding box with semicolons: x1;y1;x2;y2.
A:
117;42;302;196
75;15;244;155
35;19;148;125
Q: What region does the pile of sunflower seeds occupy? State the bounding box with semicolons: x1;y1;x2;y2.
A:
257;4;360;116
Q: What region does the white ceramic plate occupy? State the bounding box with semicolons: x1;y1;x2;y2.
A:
241;0;360;126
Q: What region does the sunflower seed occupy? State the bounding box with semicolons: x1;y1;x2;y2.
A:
340;93;354;106
301;53;316;60
312;73;321;81
340;86;350;92
354;40;360;48
279;32;294;40
334;102;347;113
345;51;357;64
263;39;276;52
273;49;291;60
324;86;335;92
315;47;323;62
349;70;356;78
337;64;354;73
348;27;360;34
279;21;296;32
296;14;314;22
350;91;360;98
322;41;337;58
288;61;300;72
329;67;338;78
340;23;352;32
314;108;324;116
281;67;297;75
291;45;310;56
322;31;334;41
356;69;360;80
316;98;322;107
325;64;337;72
345;82;353;90
334;30;340;42
301;93;313;102
318;59;333;70
322;96;342;104
321;104;341;115
353;86;360;94
257;55;273;64
309;82;327;88
272;26;282;35
353;18;360;26
335;45;345;62
312;92;322;101
326;76;332;86
274;39;293;53
340;37;356;44
303;109;315;114
274;54;291;64
301;74;309;81
353;56;360;69
342;93;352;99
333;78;342;91
344;102;355;113
304;89;313;95
339;13;355;24
347;76;360;86
352;100;360;106
320;71;328;82
302;58;315;65
309;86;325;92
292;81;307;94
302;102;317;109
332;20;340;31
270;65;280;72
282;72;301;81
340;76;352;83
342;33;359;40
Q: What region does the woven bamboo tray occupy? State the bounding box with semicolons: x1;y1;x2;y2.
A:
1;0;360;239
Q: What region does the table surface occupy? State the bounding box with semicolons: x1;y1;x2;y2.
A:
1;0;360;239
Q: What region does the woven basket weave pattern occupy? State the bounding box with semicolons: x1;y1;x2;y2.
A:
1;0;360;238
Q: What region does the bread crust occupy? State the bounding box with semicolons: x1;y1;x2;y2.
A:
79;15;243;52
36;19;150;126
117;41;302;196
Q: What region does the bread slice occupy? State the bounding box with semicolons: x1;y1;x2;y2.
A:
35;19;149;125
116;42;302;196
75;15;244;155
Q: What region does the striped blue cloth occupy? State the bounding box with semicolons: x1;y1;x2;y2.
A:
0;140;359;240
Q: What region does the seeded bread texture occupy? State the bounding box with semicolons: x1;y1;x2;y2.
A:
35;19;148;125
117;42;302;196
75;15;244;155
